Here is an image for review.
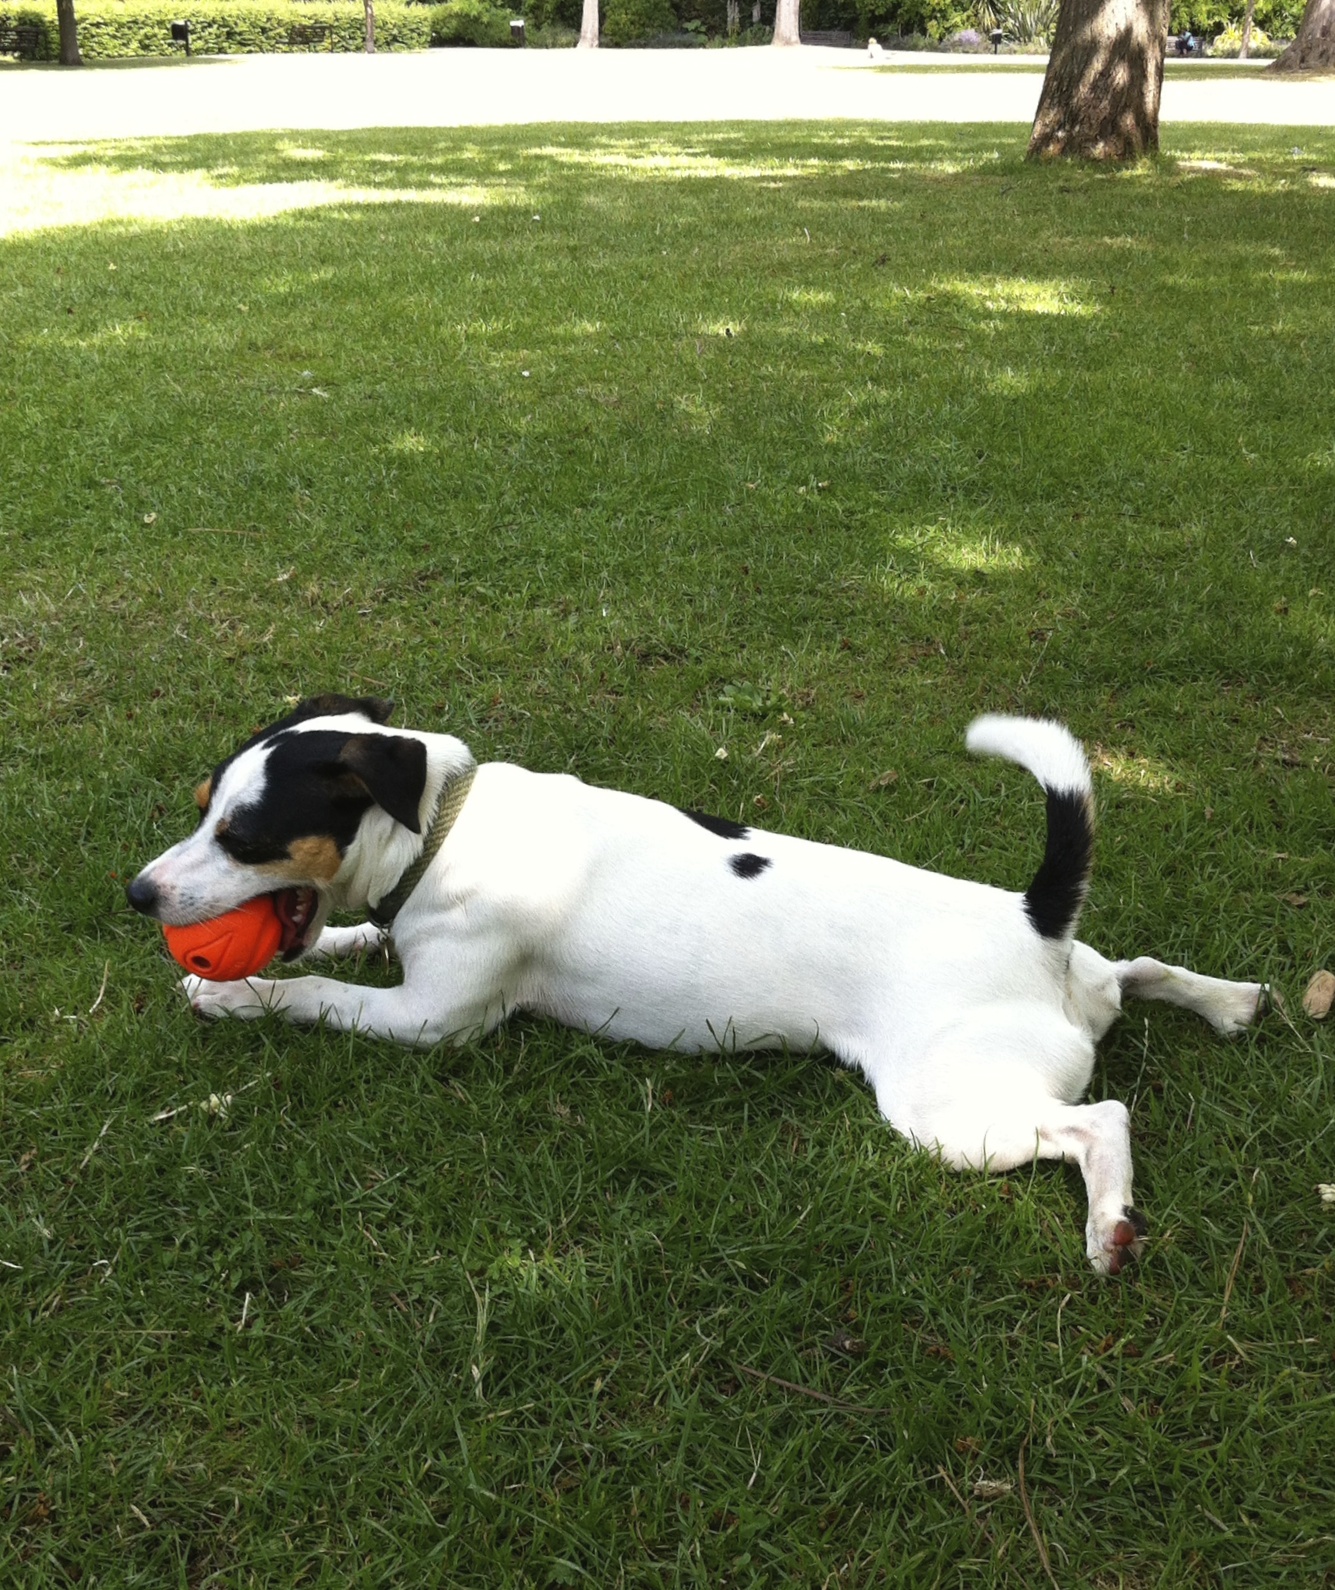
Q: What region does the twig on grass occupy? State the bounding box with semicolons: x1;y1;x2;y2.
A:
936;1465;996;1547
733;1362;895;1417
88;961;110;1016
78;1118;112;1173
1018;1433;1061;1590
1219;1220;1249;1326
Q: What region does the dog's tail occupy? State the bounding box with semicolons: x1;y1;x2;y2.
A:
965;715;1094;942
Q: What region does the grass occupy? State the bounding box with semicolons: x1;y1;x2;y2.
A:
2;118;1334;1585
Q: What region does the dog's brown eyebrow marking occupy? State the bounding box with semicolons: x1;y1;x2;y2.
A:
194;777;213;811
286;835;343;882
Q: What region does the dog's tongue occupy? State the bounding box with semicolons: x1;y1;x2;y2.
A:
274;888;313;957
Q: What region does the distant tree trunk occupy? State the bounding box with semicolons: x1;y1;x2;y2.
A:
727;0;739;33
364;0;376;51
1270;0;1335;69
1028;0;1171;160
772;0;800;44
55;0;81;64
1238;0;1256;56
578;0;599;46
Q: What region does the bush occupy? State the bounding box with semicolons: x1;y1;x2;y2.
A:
521;0;581;29
524;19;579;42
0;5;55;56
1168;0;1301;35
601;0;675;42
1208;19;1279;51
0;0;432;58
429;0;513;44
976;0;1056;43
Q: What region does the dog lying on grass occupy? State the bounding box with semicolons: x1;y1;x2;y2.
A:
127;695;1266;1275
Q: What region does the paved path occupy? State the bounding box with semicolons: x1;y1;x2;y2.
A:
2;48;1333;144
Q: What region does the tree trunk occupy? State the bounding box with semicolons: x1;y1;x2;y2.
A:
1028;0;1170;161
578;0;599;47
1238;0;1256;57
727;0;739;34
364;0;376;52
55;0;81;64
1270;0;1335;70
772;0;800;44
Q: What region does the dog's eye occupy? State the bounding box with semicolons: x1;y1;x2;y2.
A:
215;825;285;866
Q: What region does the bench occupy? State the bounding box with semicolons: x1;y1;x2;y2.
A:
800;28;855;46
288;22;333;50
0;22;45;57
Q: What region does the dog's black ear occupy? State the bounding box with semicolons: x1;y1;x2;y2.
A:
288;694;396;726
338;734;427;833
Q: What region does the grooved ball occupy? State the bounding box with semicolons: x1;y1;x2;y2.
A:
163;896;283;982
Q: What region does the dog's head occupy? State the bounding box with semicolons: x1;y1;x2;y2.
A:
127;694;428;959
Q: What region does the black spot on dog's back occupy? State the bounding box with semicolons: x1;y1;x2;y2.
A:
682;808;749;841
730;853;771;879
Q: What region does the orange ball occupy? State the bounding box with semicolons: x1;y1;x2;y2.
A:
163;895;283;982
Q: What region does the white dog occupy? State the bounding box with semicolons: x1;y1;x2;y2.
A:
127;696;1265;1275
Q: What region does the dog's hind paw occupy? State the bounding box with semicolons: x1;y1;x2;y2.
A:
1088;1204;1147;1277
1208;981;1269;1036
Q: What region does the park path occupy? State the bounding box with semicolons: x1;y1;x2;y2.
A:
2;47;1334;144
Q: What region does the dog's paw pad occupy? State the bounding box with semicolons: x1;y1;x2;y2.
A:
1091;1206;1147;1276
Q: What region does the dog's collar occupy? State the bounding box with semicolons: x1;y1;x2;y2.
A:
368;760;477;930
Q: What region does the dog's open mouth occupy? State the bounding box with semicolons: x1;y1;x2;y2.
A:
274;887;319;960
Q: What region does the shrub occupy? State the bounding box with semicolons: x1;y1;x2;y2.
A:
0;5;55;56
430;0;513;44
524;19;579;42
1168;0;1300;35
0;0;432;58
521;0;581;29
601;0;676;42
975;0;1057;44
1208;19;1277;51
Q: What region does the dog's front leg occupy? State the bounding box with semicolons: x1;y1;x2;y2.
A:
181;973;482;1048
304;922;388;962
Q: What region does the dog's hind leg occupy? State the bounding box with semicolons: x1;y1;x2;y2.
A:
882;1007;1143;1275
916;1094;1144;1276
1113;956;1266;1035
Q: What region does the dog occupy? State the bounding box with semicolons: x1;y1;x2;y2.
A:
127;695;1266;1275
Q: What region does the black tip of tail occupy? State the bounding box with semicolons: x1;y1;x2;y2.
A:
1024;786;1093;940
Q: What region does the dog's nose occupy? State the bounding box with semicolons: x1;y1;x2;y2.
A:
126;875;159;915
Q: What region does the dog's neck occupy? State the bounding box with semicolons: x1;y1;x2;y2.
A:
334;731;476;915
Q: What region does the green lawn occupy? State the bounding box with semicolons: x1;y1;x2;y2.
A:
2;120;1333;1586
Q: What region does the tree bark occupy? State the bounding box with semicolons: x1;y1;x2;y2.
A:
1238;0;1256;57
55;0;81;64
772;0;800;45
578;0;599;47
727;0;739;34
1270;0;1335;70
364;0;376;52
1028;0;1171;161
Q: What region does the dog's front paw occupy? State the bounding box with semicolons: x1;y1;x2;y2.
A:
181;974;269;1021
1088;1204;1147;1277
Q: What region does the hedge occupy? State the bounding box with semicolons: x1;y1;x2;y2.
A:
0;0;434;58
429;0;513;43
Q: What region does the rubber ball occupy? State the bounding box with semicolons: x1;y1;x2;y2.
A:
163;895;283;981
